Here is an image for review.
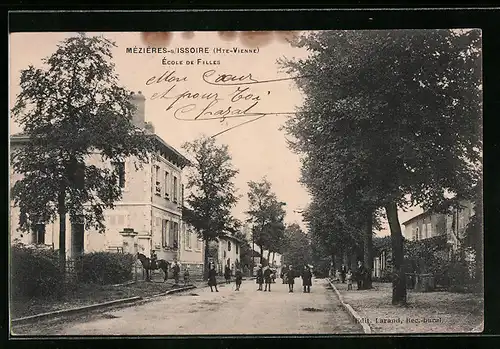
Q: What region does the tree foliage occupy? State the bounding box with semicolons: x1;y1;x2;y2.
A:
282;223;312;268
280;29;482;304
246;178;286;263
181;135;240;278
11;33;155;264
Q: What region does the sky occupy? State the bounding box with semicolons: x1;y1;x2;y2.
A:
9;31;423;237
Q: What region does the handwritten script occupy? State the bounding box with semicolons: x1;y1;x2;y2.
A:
145;69;307;137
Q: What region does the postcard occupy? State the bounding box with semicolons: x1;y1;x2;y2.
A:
9;29;483;336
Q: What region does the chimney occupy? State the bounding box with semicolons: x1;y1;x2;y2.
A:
129;91;146;129
145;122;155;134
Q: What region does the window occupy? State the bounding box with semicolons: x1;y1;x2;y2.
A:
228;240;231;251
112;162;125;188
181;184;185;206
415;227;420;241
196;238;202;250
164;171;170;198
169;221;179;249
173;176;178;202
33;223;46;244
422;223;427;239
155;165;160;184
426;223;432;238
161;219;169;248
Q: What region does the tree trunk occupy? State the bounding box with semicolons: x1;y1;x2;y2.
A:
385;201;407;305
272;252;275;265
203;238;210;281
259;245;264;264
267;250;271;265
58;187;66;277
363;211;374;289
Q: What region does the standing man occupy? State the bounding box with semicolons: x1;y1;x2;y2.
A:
224;264;231;284
280;265;287;284
208;263;219;292
235;267;243;291
256;264;264;291
356;260;366;290
301;265;313;293
264;266;273;292
172;261;181;285
286;265;295;293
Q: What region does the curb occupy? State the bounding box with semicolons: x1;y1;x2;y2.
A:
11;296;142;325
148;285;197;298
12;285;198;326
327;279;372;334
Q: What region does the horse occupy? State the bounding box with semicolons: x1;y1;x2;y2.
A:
137;252;170;282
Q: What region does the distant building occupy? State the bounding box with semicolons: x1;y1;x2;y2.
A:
10;91;204;269
402;200;475;251
208;233;244;275
372;200;476;278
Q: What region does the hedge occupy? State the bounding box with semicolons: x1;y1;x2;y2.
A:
11;244;136;300
11;243;64;299
75;251;135;285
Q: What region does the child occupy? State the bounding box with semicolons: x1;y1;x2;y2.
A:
183;266;190;286
346;270;353;290
235;267;243;291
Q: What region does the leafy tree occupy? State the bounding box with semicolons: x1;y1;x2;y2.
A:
233;230;253;270
281;29;481;304
11;33;154;270
181;135;240;279
282;223;312;269
246;178;286;265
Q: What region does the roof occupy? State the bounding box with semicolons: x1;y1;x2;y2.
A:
151;134;191;168
402;211;432;226
10;132;191;168
218;232;245;245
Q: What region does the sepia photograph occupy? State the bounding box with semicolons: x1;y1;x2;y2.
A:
9;29;483;336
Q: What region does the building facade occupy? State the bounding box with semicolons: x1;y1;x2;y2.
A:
371;201;476;279
216;233;243;274
10;91;204;268
402;200;475;250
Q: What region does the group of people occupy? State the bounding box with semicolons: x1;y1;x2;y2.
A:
278;264;313;293
206;262;315;294
150;250;190;285
208;263;244;292
330;261;369;291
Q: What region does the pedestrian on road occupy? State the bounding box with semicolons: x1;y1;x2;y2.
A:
264;266;272;292
256;264;264;291
301;265;313;293
280;265;287;284
235;267;243;291
173;261;181;285
286;265;295;293
208;263;219;292
183;266;190;286
224;265;231;284
346;269;353;290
